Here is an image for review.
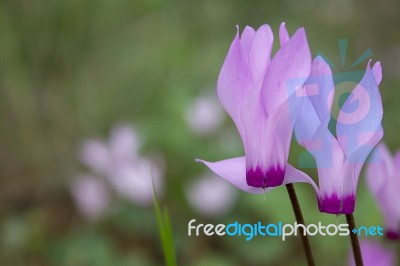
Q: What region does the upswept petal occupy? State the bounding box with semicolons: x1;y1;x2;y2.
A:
260;103;294;187
261;27;312;115
307;56;334;122
337;128;383;214
196;158;319;193
279;22;289;47
248;24;273;81
217;29;253;143
195;157;265;194
315;134;347;214
239;26;255;57
241;86;296;187
372;61;382;86
294;95;322;150
313;125;344;169
294;56;335;157
247;27;312;187
336;61;383;164
239;79;270;187
348;128;384;184
295;91;349;214
284;164;319;192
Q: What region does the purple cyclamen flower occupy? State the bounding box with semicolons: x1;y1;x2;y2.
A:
348;240;395;266
291;55;383;214
197;23;312;188
366;143;400;240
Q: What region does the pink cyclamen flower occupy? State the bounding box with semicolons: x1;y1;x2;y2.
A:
80;124;141;175
185;174;237;217
108;156;164;206
185;93;225;135
70;174;111;221
291;55;383;214
366;143;400;240
79;123;163;206
197;22;312;189
348;240;395;266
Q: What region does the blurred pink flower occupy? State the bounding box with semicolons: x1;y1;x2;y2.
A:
78;123;164;206
366;143;400;240
79;124;140;174
185;93;224;135
185;174;237;217
109;124;141;161
79;139;110;175
348;240;395;266
108;157;164;206
70;174;110;221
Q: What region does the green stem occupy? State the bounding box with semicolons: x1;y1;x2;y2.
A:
285;183;316;266
346;214;363;266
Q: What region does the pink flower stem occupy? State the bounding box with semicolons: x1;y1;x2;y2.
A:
286;183;315;266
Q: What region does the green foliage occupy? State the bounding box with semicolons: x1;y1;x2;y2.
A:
153;193;177;266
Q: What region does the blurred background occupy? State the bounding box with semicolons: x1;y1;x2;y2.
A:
0;0;399;265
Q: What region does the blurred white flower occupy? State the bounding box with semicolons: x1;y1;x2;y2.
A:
185;174;237;217
77;123;164;207
70;174;110;221
185;94;224;135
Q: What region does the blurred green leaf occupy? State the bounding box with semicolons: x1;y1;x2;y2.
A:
154;193;177;266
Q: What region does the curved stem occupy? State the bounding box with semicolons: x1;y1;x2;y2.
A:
285;183;316;266
346;214;363;266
